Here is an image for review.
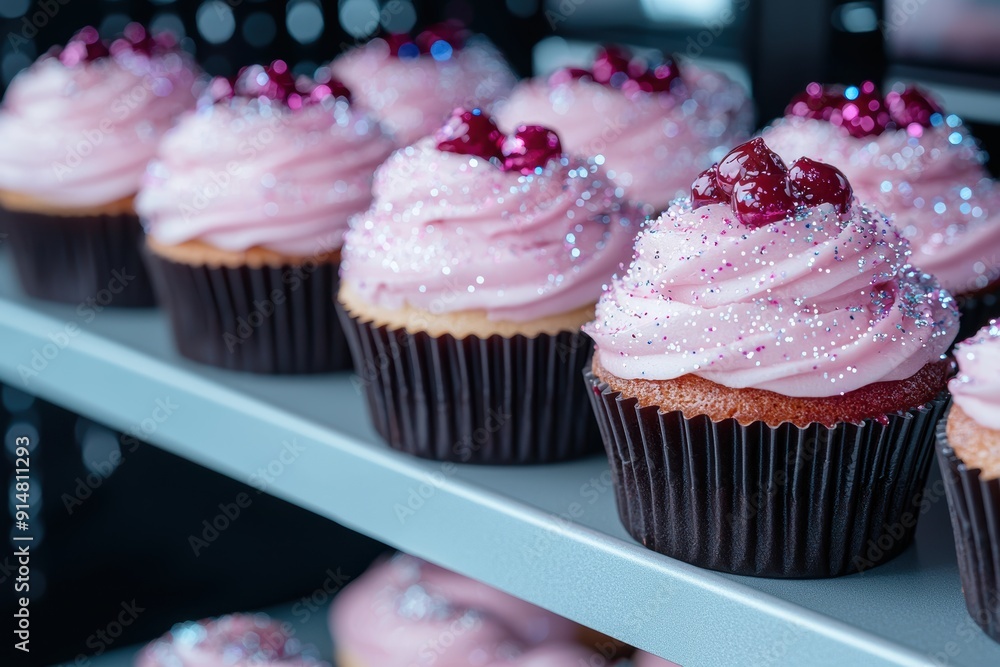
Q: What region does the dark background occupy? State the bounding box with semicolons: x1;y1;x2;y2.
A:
0;0;999;664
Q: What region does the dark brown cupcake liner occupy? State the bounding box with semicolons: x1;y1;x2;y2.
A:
144;248;350;374
0;204;155;306
936;421;1000;643
956;286;1000;344
585;368;948;578
336;301;603;464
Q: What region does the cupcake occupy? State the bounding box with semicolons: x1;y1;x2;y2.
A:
584;137;958;577
337;107;640;463
136;613;329;666
763;82;1000;338
329;21;516;145
633;651;681;666
0;24;198;305
330;554;608;666
138;61;394;374
496;44;752;212
937;321;1000;643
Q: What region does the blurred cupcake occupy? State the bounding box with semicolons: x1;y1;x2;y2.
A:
138;61;394;373
937;322;1000;643
585;137;958;577
0;24;198;305
330;554;609;666
763;82;1000;337
136;613;328;666
496;44;751;211
338;107;639;463
329;21;516;145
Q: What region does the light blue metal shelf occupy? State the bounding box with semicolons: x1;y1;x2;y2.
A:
1;255;997;667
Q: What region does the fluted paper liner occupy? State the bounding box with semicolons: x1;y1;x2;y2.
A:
585;368;947;578
145;249;349;374
0;206;155;306
336;302;602;464
936;421;1000;643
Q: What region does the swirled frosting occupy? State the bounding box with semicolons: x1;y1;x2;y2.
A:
0;34;198;208
330;554;599;666
763;114;1000;295
136;614;328;667
329;36;516;145
138;83;395;256
340;135;640;322
496;64;751;210
951;321;1000;430
586;197;958;397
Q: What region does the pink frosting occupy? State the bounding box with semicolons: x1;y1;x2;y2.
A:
0;47;197;207
950;321;1000;430
341;136;640;322
586;197;958;397
633;650;683;666
137;94;394;255
495;65;751;210
135;614;328;667
763;116;1000;295
330;554;599;666
329;37;516;145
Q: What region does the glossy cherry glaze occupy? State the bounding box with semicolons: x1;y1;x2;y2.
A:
436;109;564;174
786;81;942;137
691;138;853;227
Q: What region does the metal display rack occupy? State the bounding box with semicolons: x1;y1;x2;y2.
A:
1;255;998;667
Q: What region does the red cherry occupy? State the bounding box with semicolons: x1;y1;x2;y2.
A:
233;61;301;105
502;125;562;174
548;67;592;86
731;171;797;228
691;164;727;210
885;86;942;128
436;108;505;161
787;157;852;213
835;81;890;138
786;82;843;121
716;138;787;195
632;59;680;93
59;26;109;67
385;33;419;58
415;20;467;53
591;44;632;86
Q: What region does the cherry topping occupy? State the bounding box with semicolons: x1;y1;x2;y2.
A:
731;170;797;228
435;108;505;161
691;164;727;210
885;86;941;129
415;21;467;53
551;44;683;98
502;125;562;174
235;60;298;103
690;138;854;228
837;81;889;138
632;61;680;93
786;81;942;137
385;20;467;59
787;157;852;213
385;33;419;58
786;82;841;121
59;26;109;67
591;44;633;85
716;137;787;195
225;61;349;109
